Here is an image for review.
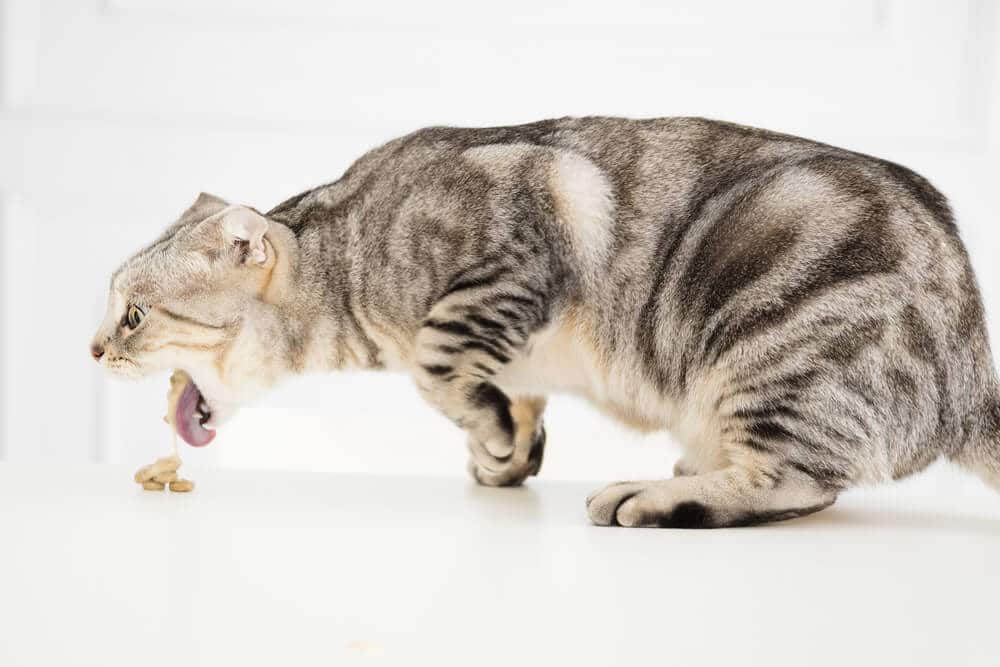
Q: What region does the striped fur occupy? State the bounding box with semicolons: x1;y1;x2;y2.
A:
95;117;1000;528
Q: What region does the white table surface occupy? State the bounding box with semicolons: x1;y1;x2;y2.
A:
1;462;998;667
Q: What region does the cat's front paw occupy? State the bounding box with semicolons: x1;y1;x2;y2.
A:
467;425;545;487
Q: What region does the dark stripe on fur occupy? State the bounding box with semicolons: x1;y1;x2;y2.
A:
460;340;511;364
157;308;229;331
646;501;712;528
901;304;951;434
636;156;805;389
786;460;849;491
820;318;887;363
468;382;514;439
442;267;506;298
727;498;836;527
424;318;476;338
702;194;900;364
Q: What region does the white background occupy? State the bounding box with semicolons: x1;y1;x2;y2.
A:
1;0;998;481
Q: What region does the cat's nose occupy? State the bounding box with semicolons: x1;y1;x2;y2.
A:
90;342;105;361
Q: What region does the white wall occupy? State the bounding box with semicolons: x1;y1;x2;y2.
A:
0;0;998;480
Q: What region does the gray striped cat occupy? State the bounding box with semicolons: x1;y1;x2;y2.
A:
92;117;1000;528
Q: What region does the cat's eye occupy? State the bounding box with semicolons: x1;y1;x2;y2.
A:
126;304;146;329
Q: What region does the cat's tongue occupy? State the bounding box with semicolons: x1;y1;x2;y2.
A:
174;378;216;447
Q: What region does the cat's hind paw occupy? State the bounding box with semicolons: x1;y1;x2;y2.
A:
586;479;715;528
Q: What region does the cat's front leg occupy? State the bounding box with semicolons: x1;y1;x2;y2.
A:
412;279;550;486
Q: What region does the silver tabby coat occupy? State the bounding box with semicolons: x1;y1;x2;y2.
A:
93;117;1000;528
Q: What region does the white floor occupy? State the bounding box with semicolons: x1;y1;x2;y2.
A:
0;461;998;667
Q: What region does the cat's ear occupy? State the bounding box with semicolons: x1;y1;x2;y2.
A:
181;192;230;224
219;205;269;265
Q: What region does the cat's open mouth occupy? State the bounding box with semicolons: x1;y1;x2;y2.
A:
174;377;217;447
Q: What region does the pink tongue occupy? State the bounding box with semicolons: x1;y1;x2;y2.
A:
174;378;216;447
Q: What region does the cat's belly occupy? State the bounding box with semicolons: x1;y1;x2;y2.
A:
494;313;729;450
493;316;593;399
494;314;657;424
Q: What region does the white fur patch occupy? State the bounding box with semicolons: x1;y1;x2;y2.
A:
462;144;615;274
547;150;615;271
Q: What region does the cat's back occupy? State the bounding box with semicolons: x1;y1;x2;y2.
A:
375;117;957;240
277;116;957;243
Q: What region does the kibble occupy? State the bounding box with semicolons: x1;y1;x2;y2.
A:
152;470;178;484
133;370;198;494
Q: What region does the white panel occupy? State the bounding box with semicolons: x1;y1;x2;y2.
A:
0;196;102;462
1;0;971;147
0;195;7;459
0;114;386;206
988;0;1000;146
0;0;42;106
958;0;996;137
1;195;41;458
0;194;36;458
109;0;884;33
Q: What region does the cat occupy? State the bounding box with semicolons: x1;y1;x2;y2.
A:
91;116;1000;528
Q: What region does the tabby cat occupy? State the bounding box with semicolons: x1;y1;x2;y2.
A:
91;117;1000;528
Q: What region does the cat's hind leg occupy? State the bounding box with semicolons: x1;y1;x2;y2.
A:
586;462;837;528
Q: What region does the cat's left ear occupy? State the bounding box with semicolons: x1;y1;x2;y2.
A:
220;205;269;265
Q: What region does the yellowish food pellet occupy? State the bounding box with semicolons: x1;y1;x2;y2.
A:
134;455;181;485
153;471;178;484
150;455;181;474
131;370;199;494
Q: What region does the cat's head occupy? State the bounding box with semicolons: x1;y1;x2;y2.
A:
91;193;292;446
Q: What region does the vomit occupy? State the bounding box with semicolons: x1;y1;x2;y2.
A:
133;370;197;493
